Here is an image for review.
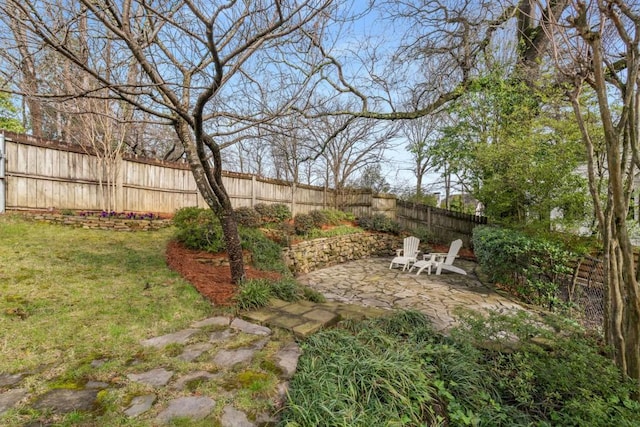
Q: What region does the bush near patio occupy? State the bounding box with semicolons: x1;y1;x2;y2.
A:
357;212;401;234
472;225;576;310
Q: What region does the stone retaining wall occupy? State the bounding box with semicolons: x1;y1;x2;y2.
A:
282;232;400;274
23;213;172;231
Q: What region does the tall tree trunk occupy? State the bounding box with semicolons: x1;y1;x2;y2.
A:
175;120;245;284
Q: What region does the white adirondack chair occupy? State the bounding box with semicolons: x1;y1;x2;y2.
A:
410;239;467;276
389;236;420;271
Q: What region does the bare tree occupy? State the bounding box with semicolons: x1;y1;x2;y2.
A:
307;112;397;203
400;112;442;198
1;0;335;284
549;0;640;391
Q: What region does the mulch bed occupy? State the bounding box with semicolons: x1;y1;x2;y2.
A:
165;240;281;306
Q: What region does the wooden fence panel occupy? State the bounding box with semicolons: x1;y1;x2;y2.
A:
1;131;486;245
396;200;487;246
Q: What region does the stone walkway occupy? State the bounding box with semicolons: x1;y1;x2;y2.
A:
1;316;303;425
0;257;526;425
296;257;524;331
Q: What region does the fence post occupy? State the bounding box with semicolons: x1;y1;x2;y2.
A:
251;175;256;207
116;153;124;212
291;182;297;215
323;185;327;210
0;133;5;213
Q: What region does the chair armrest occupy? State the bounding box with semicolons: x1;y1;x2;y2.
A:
396;249;403;256
423;252;447;261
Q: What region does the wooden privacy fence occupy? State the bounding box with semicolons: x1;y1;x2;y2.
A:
1;131;395;218
396;199;488;246
0;131;487;242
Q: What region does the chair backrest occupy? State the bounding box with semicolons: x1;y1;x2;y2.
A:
404;236;420;257
444;239;463;265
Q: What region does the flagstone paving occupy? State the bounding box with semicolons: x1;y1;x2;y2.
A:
295;257;524;331
0;256;526;425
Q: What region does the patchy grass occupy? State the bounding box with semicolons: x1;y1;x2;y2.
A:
0;215;291;425
0;215;212;374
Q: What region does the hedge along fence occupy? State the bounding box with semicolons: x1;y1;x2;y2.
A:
472;225;606;330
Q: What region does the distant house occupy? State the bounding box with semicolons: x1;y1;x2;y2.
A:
439;193;481;215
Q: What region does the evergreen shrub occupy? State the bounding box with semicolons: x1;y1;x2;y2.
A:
472;225;574;308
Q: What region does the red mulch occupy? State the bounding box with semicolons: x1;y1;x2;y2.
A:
165;240;281;306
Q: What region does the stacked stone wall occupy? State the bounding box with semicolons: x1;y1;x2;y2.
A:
282;232;401;274
22;213;172;231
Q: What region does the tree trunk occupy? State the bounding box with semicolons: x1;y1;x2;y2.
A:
220;207;245;284
174;120;245;284
604;211;640;390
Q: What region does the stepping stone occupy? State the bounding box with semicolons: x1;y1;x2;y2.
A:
91;359;107;368
127;368;173;387
179;342;213;362
210;329;237;343
191;316;231;328
231;318;271;336
140;328;201;348
33;389;98;414
302;308;339;325
221;405;255;427
85;381;109;389
275;342;302;379
0;388;28;415
171;371;218;391
213;347;258;369
124;394;156;418
155;396;215;424
292;321;323;338
0;373;24;387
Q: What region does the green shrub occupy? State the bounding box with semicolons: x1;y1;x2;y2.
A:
234;277;323;310
472;225;574;309
254;203;292;223
271;203;292;222
234;206;263;228
357;213;401;234
254;203;274;223
294;213;316;235
411;226;435;244
301;286;326;303
308;210;329;228
239;227;289;274
268;221;295;247
173;207;225;253
234;279;272;310
271;277;302;301
450;311;640;426
322;208;355;225
172;206;204;228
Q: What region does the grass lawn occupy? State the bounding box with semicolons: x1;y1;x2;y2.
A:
0;215;213;374
0;214;291;426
